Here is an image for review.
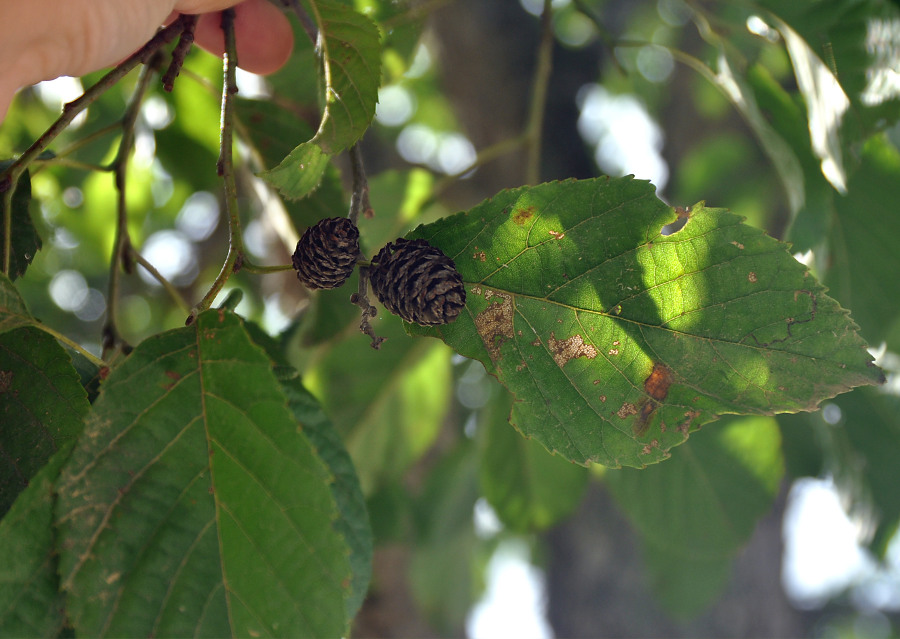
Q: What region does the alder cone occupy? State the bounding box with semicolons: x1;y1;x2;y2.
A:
369;238;466;326
292;217;360;289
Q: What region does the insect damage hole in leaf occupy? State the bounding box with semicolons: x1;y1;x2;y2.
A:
404;176;883;468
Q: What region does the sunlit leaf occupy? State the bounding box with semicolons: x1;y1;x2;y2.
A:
0;444;72;638
606;416;784;615
261;0;381;199
407;177;882;467
0;327;88;516
56;310;350;638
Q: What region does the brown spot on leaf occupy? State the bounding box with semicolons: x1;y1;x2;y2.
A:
473;251;486;262
748;271;757;283
644;362;673;402
0;370;12;393
548;230;565;240
547;333;598;367
675;205;691;219
475;291;514;361
617;402;638;419
633;400;657;437
512;206;535;226
731;241;745;250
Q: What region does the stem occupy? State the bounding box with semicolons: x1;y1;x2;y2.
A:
432;134;527;198
0;17;189;275
240;261;294;274
348;144;372;225
162;14;200;91
187;9;241;325
35;324;107;369
130;249;191;312
103;55;161;357
525;0;555;185
277;0;318;45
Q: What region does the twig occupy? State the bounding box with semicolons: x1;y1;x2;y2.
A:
103;54;162;357
571;0;628;75
162;14;200;91
432;134;527;198
0;16;190;275
187;9;241;325
130;249;191;312
34;324;107;369
348;144;373;225
350;267;385;349
525;0;555;185
276;0;318;45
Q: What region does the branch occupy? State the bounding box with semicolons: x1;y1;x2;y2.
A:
348;144;372;225
525;0;555;185
276;0;318;45
187;9;241;325
162;14;200;91
0;16;190;275
103;53;163;357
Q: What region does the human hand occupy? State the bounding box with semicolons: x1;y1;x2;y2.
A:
0;0;293;121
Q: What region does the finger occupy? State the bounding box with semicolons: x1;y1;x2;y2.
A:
192;0;293;75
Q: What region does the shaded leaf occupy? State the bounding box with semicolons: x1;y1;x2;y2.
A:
243;321;372;621
0;326;89;516
826;136;900;348
56;310;350;638
410;443;482;634
811;387;900;558
0;272;34;334
478;380;588;532
303;313;453;493
606;416;784;615
407;177;881;467
261;0;381;199
0;443;72;638
0;161;41;280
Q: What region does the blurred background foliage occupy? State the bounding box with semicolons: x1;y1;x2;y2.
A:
4;0;900;636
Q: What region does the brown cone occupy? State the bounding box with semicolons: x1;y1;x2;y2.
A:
292;217;360;289
369;238;466;326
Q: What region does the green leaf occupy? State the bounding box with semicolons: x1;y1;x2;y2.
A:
811;387;900;558
0;443;72;638
0;326;89;516
56;310;351;638
826;136;900;348
303;313;453;493
0;161;41;280
478;381;588;531
242;321;372;621
407;177;882;467
261;0;381;199
0;272;34;334
606;415;784;615
410;444;482;633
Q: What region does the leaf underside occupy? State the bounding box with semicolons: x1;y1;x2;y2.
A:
407;176;882;468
